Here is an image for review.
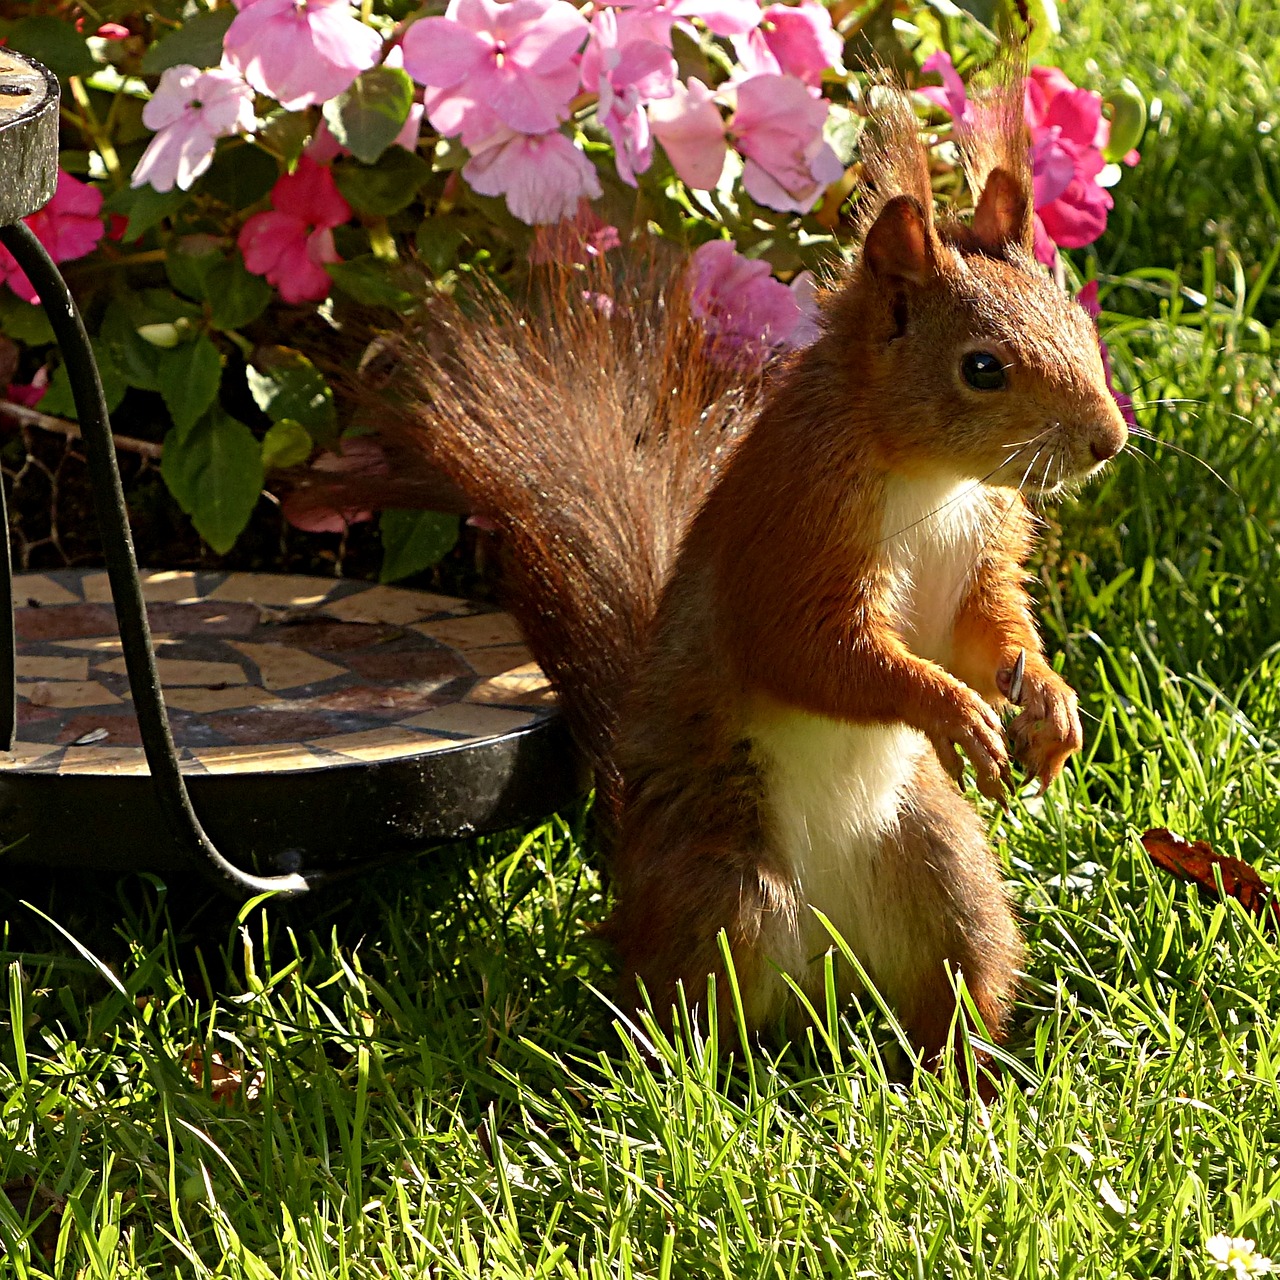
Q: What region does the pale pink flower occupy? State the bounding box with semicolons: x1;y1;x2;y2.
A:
223;0;383;112
0;171;104;305
687;238;806;362
789;269;820;347
648;78;728;189
581;8;676;184
131;65;255;194
463;129;603;225
731;73;843;212
97;22;130;39
732;2;842;89
612;0;762;44
237;157;352;304
403;0;589;140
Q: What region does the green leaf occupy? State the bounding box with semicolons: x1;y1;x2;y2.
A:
334;148;431;216
40;341;127;419
261;419;313;470
326;257;416;312
103;184;188;242
157;335;223;435
162;408;264;554
246;347;336;435
99;291;203;392
379;510;459;583
1104;80;1148;161
197;144;280;211
165;246;221;303
6;17;97;82
206;255;274;332
140;9;236;74
323;67;415;166
415;218;467;277
0;294;55;347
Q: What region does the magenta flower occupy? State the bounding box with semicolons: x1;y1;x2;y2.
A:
919;50;972;124
648;78;728;189
687;239;807;363
1076;281;1136;426
402;0;589;141
223;0;383;111
0;171;104;305
237;158;351;304
581;8;676;184
6;367;48;408
731;74;843;212
131;65;255;194
463;129;603;225
732;2;843;89
919;53;1128;265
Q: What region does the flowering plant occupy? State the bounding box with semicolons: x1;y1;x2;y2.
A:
0;0;1145;576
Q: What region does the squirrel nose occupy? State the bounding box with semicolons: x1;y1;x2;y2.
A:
1089;411;1128;463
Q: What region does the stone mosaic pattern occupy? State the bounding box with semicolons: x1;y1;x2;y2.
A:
3;570;556;776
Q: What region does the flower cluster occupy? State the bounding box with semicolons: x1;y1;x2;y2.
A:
920;52;1140;267
0;171;105;304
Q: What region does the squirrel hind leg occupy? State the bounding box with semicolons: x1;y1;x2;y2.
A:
861;752;1024;1075
608;833;800;1038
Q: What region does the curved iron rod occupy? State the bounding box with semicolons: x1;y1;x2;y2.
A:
0;457;12;752
0;221;313;898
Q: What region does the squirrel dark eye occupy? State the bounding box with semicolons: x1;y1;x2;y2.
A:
961;350;1008;391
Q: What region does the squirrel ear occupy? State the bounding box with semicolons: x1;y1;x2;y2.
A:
863;195;937;286
972;167;1032;255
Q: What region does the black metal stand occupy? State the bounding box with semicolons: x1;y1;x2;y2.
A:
0;50;312;897
0;225;313;898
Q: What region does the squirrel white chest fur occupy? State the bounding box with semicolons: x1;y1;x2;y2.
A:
747;474;990;1006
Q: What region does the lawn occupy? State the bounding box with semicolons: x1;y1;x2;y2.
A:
3;0;1280;1275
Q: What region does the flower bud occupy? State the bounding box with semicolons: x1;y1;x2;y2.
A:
135;322;182;348
1103;80;1146;162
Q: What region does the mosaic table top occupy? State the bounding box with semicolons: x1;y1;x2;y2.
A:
3;569;556;777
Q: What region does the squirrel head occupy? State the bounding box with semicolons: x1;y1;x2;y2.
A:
814;87;1128;492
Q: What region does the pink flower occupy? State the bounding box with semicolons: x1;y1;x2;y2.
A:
611;0;762;44
1076;281;1135;426
282;437;388;533
731;73;843;212
732;2;842;89
97;22;131;40
237;157;351;304
648;78;728;189
6;367;48;408
131;65;255;193
687;239;806;362
223;0;383;111
581;8;676;184
402;0;589;141
529;201;622;263
0;171;104;305
463;129;603;225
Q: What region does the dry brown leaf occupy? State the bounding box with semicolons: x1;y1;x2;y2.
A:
1140;828;1280;928
186;1048;263;1104
2;1176;64;1261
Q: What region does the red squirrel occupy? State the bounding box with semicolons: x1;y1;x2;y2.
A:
375;83;1127;1066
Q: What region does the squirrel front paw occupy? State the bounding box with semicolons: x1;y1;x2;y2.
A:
996;658;1082;789
920;682;1011;803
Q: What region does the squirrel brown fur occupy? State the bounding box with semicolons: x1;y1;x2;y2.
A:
372;82;1128;1068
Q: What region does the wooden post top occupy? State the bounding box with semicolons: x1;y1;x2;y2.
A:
0;49;59;226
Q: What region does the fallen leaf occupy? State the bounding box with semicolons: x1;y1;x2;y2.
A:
1141;828;1280;928
186;1048;263;1104
2;1177;64;1260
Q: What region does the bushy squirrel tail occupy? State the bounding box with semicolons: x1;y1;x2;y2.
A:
378;253;761;810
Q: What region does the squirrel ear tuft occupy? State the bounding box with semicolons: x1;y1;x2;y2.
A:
972;167;1032;256
863;195;937;286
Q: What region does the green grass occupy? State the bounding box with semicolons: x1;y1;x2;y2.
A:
4;0;1280;1274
